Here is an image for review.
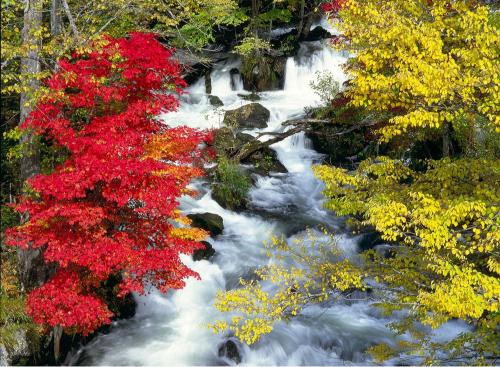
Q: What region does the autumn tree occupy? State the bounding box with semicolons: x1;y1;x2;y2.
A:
5;33;212;341
330;0;499;151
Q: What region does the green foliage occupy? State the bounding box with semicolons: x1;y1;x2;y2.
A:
212;156;251;210
0;0;242;103
257;8;292;24
310;71;340;106
234;36;272;57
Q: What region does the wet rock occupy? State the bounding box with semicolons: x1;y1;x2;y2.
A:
209;95;224;107
187;213;224;237
234;132;254;144
241;56;287;92
192;241;216;261
302;26;333;42
218;340;242;364
306;121;367;168
237;92;261;101
243;147;287;175
213;127;238;155
213;128;286;175
223;103;270;129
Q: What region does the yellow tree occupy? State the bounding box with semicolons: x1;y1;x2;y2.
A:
335;0;499;153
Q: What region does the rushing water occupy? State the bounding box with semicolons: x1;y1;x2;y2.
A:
71;38;424;366
71;38;395;367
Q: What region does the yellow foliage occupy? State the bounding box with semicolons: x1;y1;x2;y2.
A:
211;230;365;344
334;0;500;139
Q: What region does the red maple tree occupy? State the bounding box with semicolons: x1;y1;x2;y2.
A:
5;33;212;335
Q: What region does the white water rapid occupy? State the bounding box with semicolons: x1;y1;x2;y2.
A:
71;37;466;366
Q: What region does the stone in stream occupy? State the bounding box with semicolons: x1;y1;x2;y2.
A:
212;128;287;176
302;26;333;42
218;340;242;364
241;55;287;92
237;92;261;101
187;213;224;237
223;103;270;129
242;146;287;176
208;95;224;107
192;241;216;261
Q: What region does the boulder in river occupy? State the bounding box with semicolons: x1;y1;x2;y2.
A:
241;55;287;92
237;92;261;101
218;340;242;364
208;95;224;107
243;146;287;175
192;241;216;261
213;128;287;175
223;103;270;129
302;26;333;42
187;213;224;237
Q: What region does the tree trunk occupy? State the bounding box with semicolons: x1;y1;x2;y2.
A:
442;122;451;158
50;0;62;36
296;0;305;40
205;69;212;95
251;0;260;36
53;326;63;363
301;12;315;39
18;0;45;292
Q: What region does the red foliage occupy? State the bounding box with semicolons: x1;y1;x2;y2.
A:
6;33;212;335
320;0;348;15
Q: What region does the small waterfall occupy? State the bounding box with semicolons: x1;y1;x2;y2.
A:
71;40;396;366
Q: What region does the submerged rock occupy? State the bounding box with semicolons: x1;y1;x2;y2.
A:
192;241;216;261
223;103;270;129
218;339;242;364
187;213;224;237
237;92;261;101
208;95;224;107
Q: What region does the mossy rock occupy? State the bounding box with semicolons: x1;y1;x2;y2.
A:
223;103;270;129
208;95;223;107
237;92;261;101
241;56;287;92
243;147;287;175
187;213;224;237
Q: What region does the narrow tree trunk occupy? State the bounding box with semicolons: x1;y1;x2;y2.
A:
296;0;305;40
205;69;212;95
301;12;315;39
61;0;79;36
50;0;62;36
53;326;63;363
18;0;44;292
442;122;451;158
251;0;260;36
